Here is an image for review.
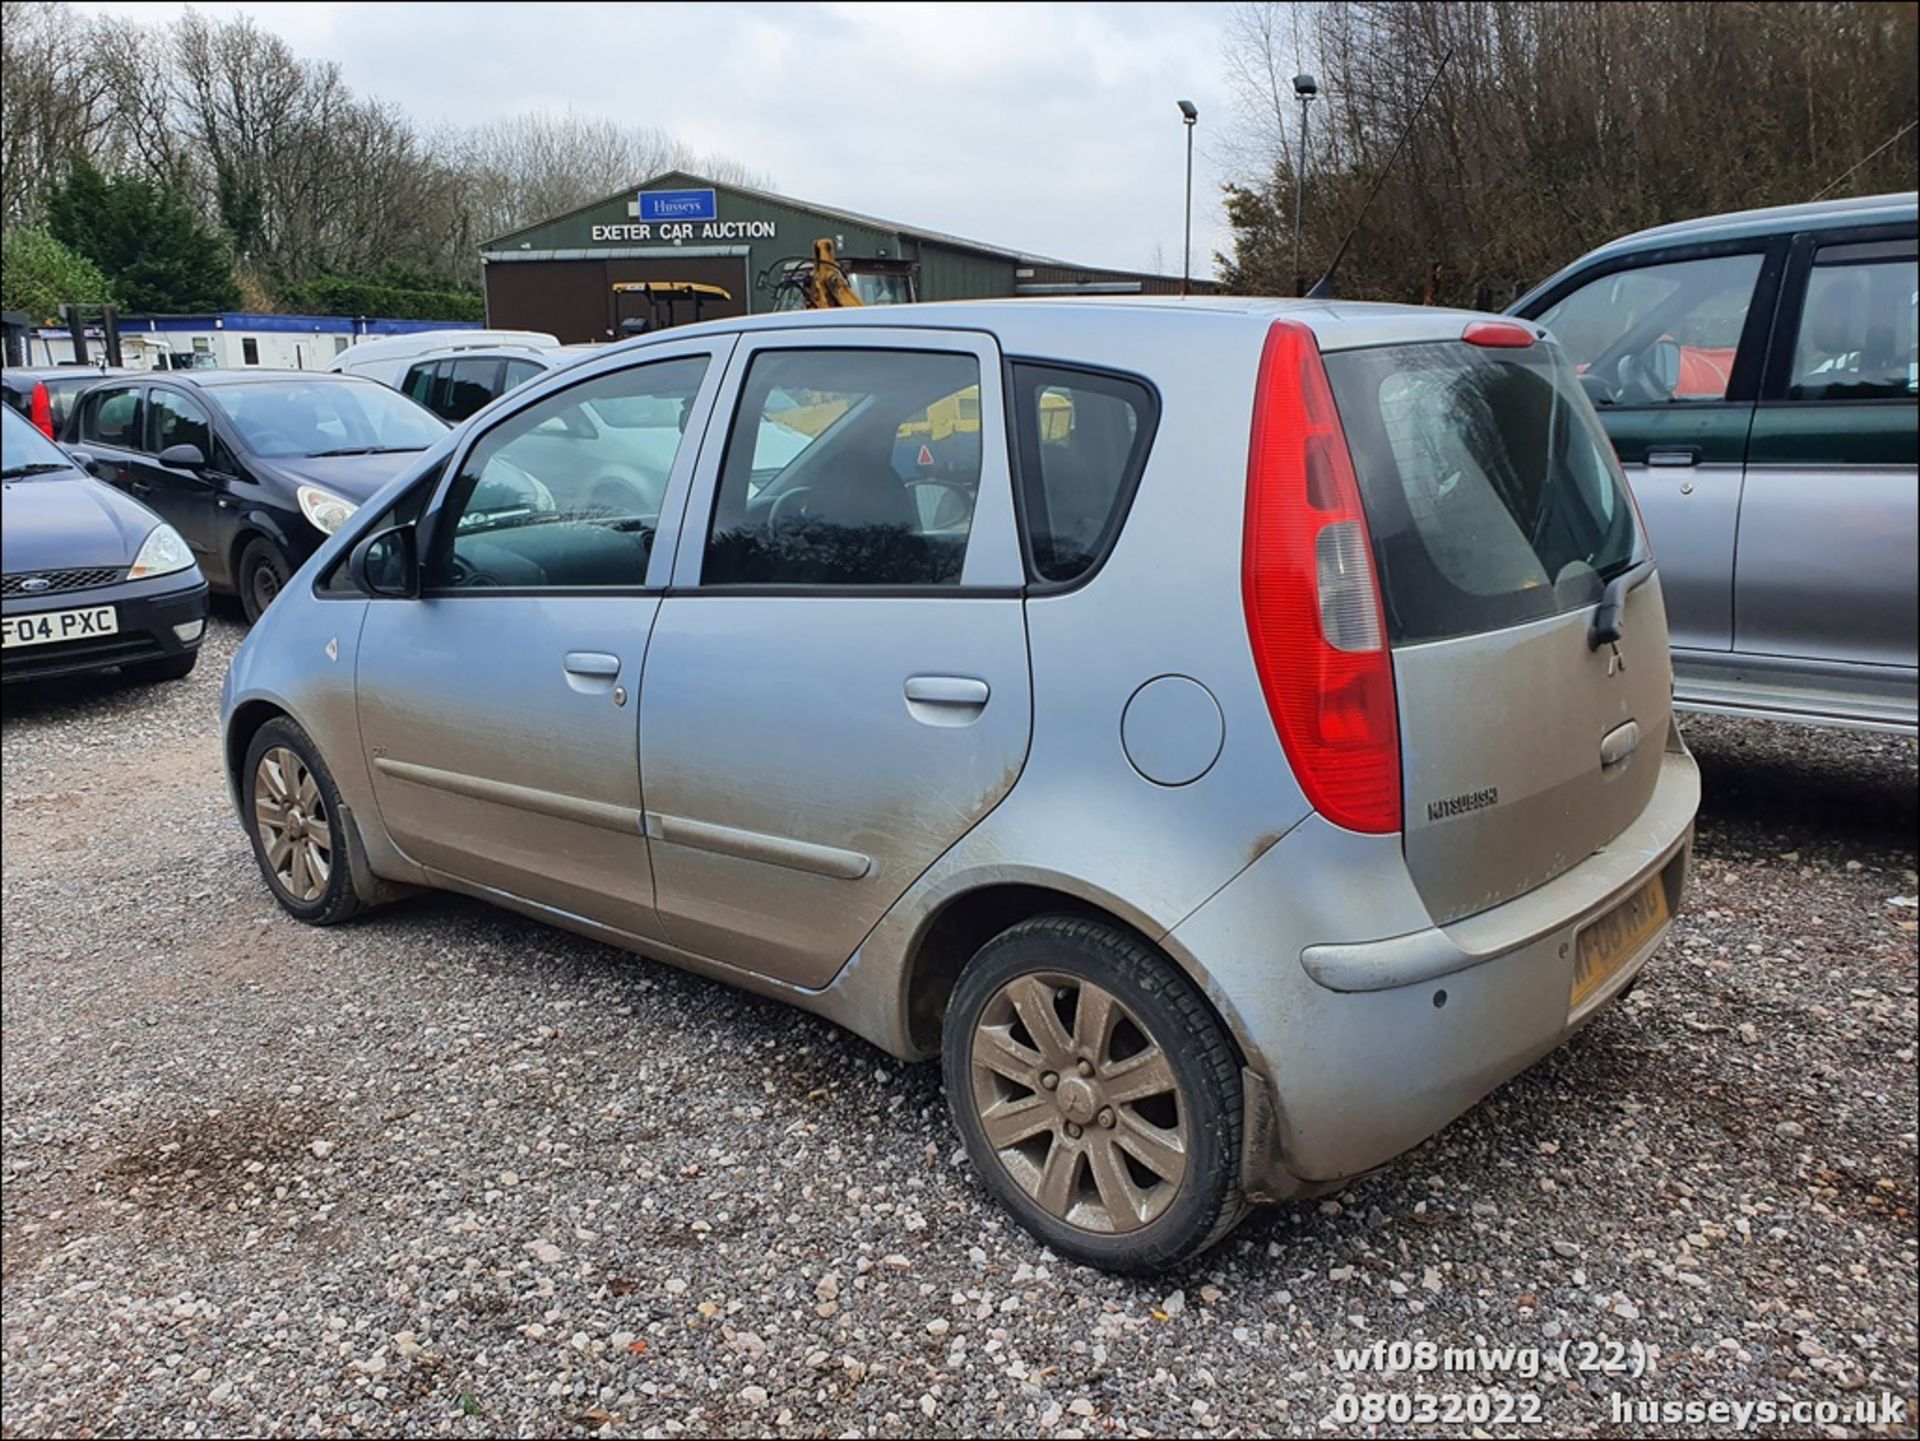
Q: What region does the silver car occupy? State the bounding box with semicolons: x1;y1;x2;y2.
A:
1511;192;1919;735
221;301;1699;1271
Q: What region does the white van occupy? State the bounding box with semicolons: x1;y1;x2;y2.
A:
327;329;560;388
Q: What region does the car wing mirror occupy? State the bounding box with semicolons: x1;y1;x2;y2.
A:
1651;339;1683;397
156;443;208;472
348;524;419;599
67;447;102;477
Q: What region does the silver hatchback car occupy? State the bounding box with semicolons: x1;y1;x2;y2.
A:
221;300;1699;1271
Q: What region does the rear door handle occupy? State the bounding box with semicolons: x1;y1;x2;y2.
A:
1646;446;1699;468
905;675;990;706
563;651;621;678
904;675;990;726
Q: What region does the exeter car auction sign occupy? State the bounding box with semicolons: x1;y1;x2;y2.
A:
591;188;780;244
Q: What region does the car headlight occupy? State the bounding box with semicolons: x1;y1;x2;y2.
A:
297;484;358;536
127;523;194;580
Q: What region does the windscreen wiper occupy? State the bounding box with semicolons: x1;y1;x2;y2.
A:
1588;558;1657;650
0;463;70;478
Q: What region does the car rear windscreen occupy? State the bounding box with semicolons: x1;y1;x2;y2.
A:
1323;339;1642;645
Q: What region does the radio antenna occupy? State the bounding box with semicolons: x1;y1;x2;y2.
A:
1306;47;1455;300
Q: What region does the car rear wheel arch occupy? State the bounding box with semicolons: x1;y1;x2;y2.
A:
902;882;1255;1078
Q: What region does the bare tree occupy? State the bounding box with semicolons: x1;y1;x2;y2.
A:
4;2;774;297
0;1;118;223
446;111;772;247
1218;0;1920;305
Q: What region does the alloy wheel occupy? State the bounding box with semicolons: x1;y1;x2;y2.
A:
968;971;1188;1233
253;746;332;903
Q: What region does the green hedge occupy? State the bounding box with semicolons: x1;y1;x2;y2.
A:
277;275;484;323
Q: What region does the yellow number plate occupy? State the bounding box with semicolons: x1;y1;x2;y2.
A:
1571;876;1669;1010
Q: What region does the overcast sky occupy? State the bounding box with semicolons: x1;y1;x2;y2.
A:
76;1;1243;279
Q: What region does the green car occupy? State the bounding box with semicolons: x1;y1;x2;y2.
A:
1512;192;1917;734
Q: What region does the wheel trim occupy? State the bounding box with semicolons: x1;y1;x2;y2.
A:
250;560;282;615
969;971;1188;1234
253;746;332;903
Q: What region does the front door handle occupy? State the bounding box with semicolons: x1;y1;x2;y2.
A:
564;651;621;677
1646;446;1699;468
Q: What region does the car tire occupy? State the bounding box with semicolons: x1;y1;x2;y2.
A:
942;915;1248;1273
126;651;197;684
237;537;293;624
242;717;365;926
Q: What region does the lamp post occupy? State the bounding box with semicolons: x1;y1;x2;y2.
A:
1178;99;1198;297
1291;73;1318;295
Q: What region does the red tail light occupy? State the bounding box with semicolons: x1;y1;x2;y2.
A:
1241;320;1401;833
29;383;55;439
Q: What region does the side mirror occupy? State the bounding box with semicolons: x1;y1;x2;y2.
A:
156;443;208;471
67;448;102;477
1650;339;1683;397
348;524;419;599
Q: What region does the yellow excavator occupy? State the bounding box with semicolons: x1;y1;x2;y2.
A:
759;238;918;311
610;281;733;336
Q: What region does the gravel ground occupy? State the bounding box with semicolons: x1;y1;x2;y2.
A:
3;614;1915;1439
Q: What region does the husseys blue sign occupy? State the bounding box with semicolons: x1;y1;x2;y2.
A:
638;188;718;222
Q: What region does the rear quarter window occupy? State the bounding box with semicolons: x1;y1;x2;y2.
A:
1010;363;1158;584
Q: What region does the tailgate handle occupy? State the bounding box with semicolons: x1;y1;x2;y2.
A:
1600;720;1641;768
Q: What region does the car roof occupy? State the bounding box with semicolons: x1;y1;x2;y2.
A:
1576;191;1916;261
2;366;138;385
145;368;383;389
401;346;557;367
564;295;1514;361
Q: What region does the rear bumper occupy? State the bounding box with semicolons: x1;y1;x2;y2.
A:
1170;738;1699;1193
2;576;208;683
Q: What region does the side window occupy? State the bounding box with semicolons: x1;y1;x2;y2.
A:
401;362;436;408
242;338;260;365
1788;248;1919;401
703;349;982;587
502;358;543;389
430;355;709;591
148;389;213;458
443;358;503;422
1011;364;1158;584
1536;252;1764;405
81;386;144;448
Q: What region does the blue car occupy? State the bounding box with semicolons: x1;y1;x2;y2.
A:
1;406;208;685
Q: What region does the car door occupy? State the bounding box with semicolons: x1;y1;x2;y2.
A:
1736;228;1918;683
639;328;1032;989
131;387;223;566
354;336;735;941
70;382;146;492
1518;242;1783;656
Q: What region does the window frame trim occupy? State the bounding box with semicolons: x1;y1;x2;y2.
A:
1515;235;1787;408
80;382;147;451
669;327;1024;596
413;336;735;598
1761;220;1918;405
1003;355;1163;594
